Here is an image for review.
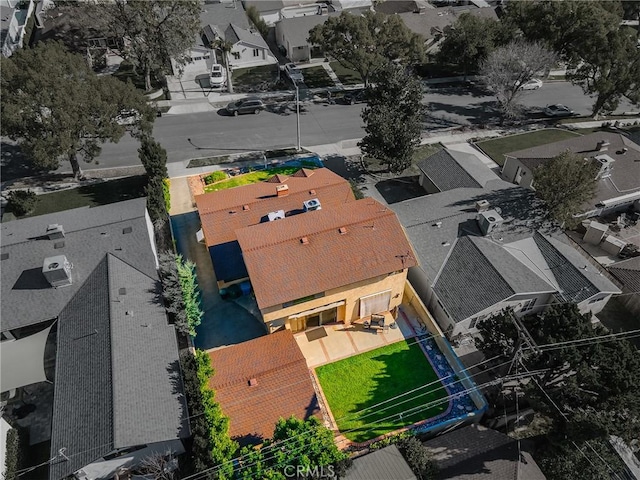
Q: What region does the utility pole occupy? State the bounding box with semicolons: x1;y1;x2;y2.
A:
295;83;301;151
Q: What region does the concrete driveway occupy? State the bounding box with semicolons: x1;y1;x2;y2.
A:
170;211;266;350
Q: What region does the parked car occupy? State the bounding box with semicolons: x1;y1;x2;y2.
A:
226;98;266;116
544;104;574;117
518;78;543;90
283;63;304;84
343;89;367;105
210;64;227;88
115;109;140;126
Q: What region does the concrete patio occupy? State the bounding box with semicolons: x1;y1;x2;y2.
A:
294;309;415;368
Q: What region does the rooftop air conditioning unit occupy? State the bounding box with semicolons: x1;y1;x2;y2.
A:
475;200;490;212
267;210;285;221
42;255;73;287
477;209;504;236
46;224;65;239
303;198;321;212
595;154;615;179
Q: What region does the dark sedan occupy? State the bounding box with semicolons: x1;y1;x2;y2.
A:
226;98;266;116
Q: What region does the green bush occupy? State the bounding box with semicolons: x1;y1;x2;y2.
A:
180;350;237;478
349;179;365;200
7;189;37;216
4;428;22;480
145;176;167;223
162;178;171;212
175;254;204;336
203;171;227;185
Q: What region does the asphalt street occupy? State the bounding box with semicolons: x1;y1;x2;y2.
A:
1;82;635;177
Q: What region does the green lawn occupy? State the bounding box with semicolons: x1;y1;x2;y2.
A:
3;176;148;221
329;62;363;85
112;62;162;92
203;166;312;193
475;129;583;166
302;66;335;88
316;341;448;443
232;64;279;89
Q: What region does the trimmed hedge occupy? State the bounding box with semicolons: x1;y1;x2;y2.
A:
4;428;22;480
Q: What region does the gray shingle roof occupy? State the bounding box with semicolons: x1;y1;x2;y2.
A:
433;236;554;323
1;199;157;332
423;424;546;480
417;149;482;192
344;445;417;480
49;254;188;480
200;2;250;31
226;23;269;49
276;13;337;47
608;257;640;293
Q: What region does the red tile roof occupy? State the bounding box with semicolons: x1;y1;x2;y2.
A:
195;168;355;247
236;199;418;309
208;331;319;443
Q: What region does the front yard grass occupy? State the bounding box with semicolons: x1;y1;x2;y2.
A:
475;128;582;166
329;61;362;85
232;64;279;89
3;175;148;221
203;165;312;192
302;66;334;89
113;62;162;93
316;340;448;443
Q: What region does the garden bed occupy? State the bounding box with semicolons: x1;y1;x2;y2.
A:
316;340;448;443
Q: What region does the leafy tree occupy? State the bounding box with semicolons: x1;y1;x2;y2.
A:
139;135;168;178
359;63;424;173
568;27;640;117
236;416;346;478
246;5;268;38
480;40;556;120
397;436;438;480
502;0;621;63
210;37;235;94
180;350;237;478
437;13;512;78
474;309;519;364
7;190;37;217
0;42;153;179
533;150;599;227
475;304;640;444
145;176;168;223
158;252;189;335
308;11;425;86
110;0;201;91
175;254;203;336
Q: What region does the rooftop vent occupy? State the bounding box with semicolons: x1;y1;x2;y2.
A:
309;189;316;195
46;224;65;240
248;378;258;387
119;288;127;295
122;226;133;234
300;236;309;245
42;255;73;288
54;241;65;249
1;253;8;261
338;227;347;235
477;209;504;236
267;210;285;222
242;204;250;211
276;184;289;197
596;140;610;152
303;198;321;212
475;200;490;212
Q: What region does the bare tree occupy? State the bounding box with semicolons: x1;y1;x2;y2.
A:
481;40;556;120
136;451;177;480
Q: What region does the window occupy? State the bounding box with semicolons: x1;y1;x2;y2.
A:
232;52;241;60
520;298;537;312
436;299;450;318
252;48;260;57
359;291;392;318
192;56;202;61
589;296;604;304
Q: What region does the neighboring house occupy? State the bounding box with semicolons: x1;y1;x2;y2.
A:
207;330;319;445
275;13;337;62
1;0;35;57
242;0;317;26
235;197;417;333
608;256;640;315
378;4;498;53
0;199;189;480
390;150;620;338
243;0;368;27
195;167;356;287
501;132;640;218
423;424;546;479
343;445;416;480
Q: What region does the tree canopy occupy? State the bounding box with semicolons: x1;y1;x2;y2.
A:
0;41;154;178
437;13;512;77
533;150;599;227
359;63;424;173
480;40;556;120
308;11;425;86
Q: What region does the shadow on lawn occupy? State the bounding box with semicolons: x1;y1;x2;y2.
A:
343;343;448;443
